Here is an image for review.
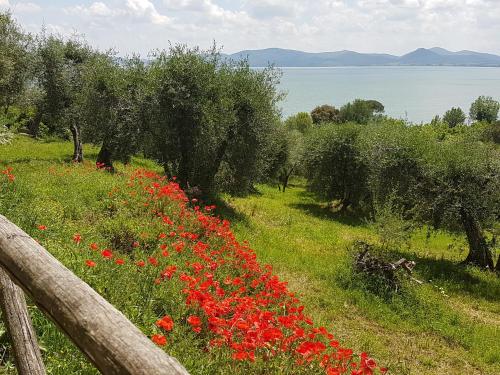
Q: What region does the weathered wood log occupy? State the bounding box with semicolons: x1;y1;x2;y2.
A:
0;267;46;375
0;214;189;375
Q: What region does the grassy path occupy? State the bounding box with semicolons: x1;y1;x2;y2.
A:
225;183;500;375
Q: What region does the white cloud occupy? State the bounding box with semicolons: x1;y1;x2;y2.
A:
14;2;41;13
126;0;169;24
6;0;500;56
66;0;170;25
0;0;10;9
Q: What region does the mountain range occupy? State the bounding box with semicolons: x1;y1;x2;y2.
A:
228;47;500;67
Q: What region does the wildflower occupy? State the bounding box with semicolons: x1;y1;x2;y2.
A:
101;249;113;259
132;241;140;248
156;315;174;331
136;260;146;267
85;260;96;267
115;258;125;265
148;257;158;266
89;242;99;250
151;334;167;346
37;225;47;231
73;233;82;245
187;315;201;328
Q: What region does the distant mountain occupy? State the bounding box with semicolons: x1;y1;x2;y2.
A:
228;47;500;67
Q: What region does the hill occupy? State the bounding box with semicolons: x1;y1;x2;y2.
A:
228;47;500;67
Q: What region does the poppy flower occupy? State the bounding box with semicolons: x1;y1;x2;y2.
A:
136;260;146;267
85;260;96;267
187;315;201;326
37;225;47;231
151;334;167;346
73;233;82;245
101;249;113;259
115;258;125;265
89;242;99;250
156;315;174;331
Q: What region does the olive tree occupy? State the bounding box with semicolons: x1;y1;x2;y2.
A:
360;121;499;269
303;123;368;211
79;54;148;170
146;46;281;196
31;34;94;161
469;96;499;124
0;11;31;114
284;112;313;133
443;107;466;128
339;99;384;124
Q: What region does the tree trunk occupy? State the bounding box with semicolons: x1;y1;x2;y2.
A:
28;111;42;138
70;124;83;163
96;143;114;172
460;208;494;269
0;267;46;375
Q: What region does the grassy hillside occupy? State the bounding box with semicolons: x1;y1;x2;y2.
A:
0;137;499;374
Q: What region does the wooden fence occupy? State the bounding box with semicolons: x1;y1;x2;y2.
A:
0;214;189;375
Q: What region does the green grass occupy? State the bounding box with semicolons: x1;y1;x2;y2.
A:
223;184;500;375
0;136;499;375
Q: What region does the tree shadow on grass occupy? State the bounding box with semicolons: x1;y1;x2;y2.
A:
389;248;500;303
288;201;367;227
207;197;250;225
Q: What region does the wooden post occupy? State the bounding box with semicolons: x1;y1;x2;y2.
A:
0;267;46;375
0;214;189;375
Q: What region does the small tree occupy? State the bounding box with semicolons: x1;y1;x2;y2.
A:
443;107;466;128
0;12;31;114
469;96;499;123
310;104;340;124
80;54;148;170
284;112;313;133
339;99;384;124
304;123;368;211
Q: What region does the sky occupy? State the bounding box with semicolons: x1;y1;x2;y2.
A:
1;0;500;56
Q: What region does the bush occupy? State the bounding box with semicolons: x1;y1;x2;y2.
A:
310;104;340;124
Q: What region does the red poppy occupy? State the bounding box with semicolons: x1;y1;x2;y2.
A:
37;225;47;231
89;242;99;250
115;258;125;265
156;315;174;331
151;334;167;346
187;315;201;326
85;260;96;267
73;233;82;245
136;260;146;267
101;249;113;259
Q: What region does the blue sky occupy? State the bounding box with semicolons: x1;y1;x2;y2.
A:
2;0;500;56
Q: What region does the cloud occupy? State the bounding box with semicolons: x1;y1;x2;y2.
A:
14;2;41;13
0;0;10;9
7;0;500;56
126;0;170;24
66;0;170;25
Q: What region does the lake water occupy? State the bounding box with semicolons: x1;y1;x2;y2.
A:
276;66;500;123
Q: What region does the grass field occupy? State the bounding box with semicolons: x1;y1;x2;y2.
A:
0;136;499;374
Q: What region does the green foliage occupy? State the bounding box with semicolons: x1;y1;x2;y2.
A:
339;99;385;124
469;96;499;124
0;12;32;112
31;33;94;137
146;46;281;195
303;123;368;209
79;54;148;165
284;112;313;133
310;104;340;124
443;107;466;128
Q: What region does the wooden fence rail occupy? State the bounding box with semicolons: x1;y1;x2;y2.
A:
0;214;189;375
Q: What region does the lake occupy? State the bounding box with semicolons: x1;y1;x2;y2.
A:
275;66;500;123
